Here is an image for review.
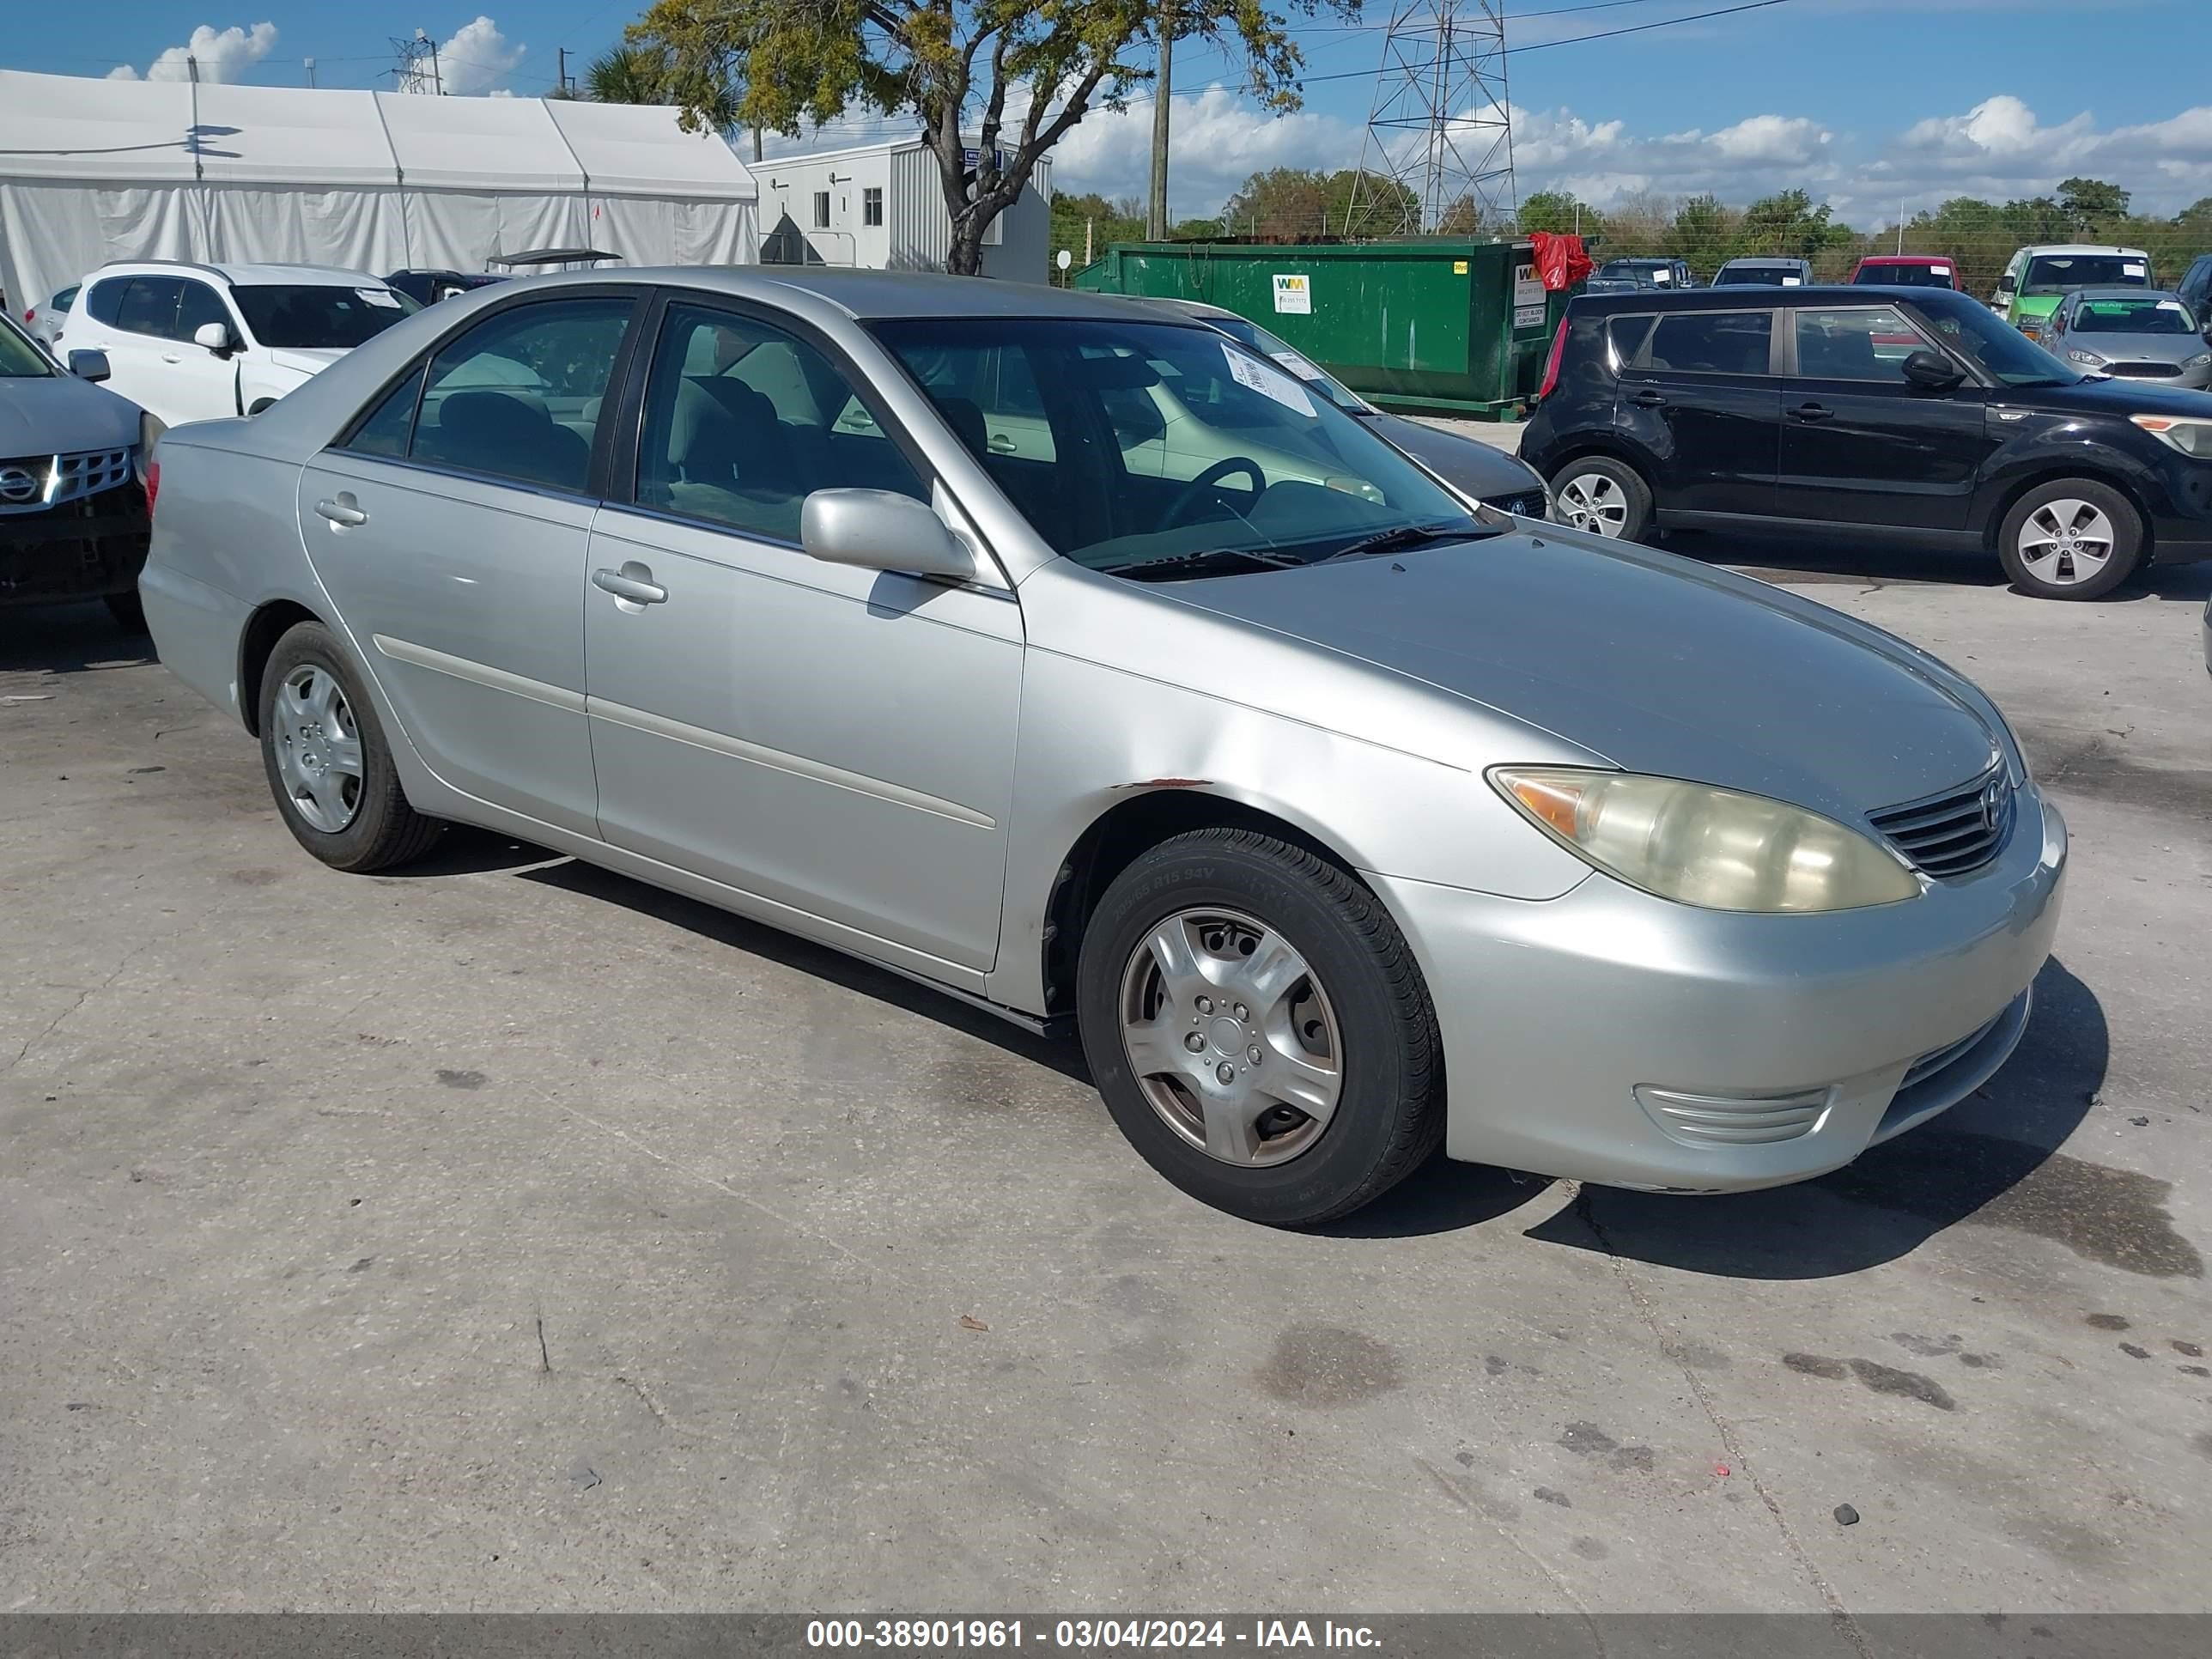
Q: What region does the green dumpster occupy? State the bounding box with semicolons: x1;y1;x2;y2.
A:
1073;240;1566;419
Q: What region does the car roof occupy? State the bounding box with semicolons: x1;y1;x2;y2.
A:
1856;253;1952;264
1719;257;1809;267
2065;286;2182;302
1567;283;1978;313
86;259;390;288
2016;244;2150;258
428;266;1225;324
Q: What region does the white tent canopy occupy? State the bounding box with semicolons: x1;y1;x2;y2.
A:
0;70;758;314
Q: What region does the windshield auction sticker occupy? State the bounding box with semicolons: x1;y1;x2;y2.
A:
1223;345;1316;416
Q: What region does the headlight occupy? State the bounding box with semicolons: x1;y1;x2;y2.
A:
1489;768;1923;913
2186;353;2212;368
2065;349;2106;366
2131;414;2212;458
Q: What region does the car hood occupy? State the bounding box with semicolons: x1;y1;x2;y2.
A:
1164;528;2003;822
264;346;349;379
0;371;143;456
2002;372;2212;418
1359;410;1547;501
2066;331;2209;367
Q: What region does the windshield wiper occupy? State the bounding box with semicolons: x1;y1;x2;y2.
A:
1101;545;1308;580
1318;520;1491;563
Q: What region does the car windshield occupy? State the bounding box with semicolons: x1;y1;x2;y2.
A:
1903;299;2082;389
872;317;1480;576
0;319;53;377
2072;297;2197;335
1194;313;1368;411
1857;263;1954;288
231;283;420;348
1597;262;1673;286
2022;255;2148;295
1716;264;1802;286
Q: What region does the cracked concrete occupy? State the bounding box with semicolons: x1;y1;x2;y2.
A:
2;552;2208;1613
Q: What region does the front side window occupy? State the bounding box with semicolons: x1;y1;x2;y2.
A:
873;317;1478;575
813;191;831;229
231;284;417;349
1640;311;1773;375
115;276;186;340
863;187;884;228
634;303;926;544
1793;306;1922;381
410;297;633;492
176;281;233;342
1904;300;2079;389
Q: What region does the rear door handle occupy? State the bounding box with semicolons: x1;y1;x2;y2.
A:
1791;402;1834;422
592;563;667;605
1628;389;1666;408
314;495;368;527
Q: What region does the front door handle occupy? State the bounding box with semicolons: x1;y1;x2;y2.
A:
987;433;1017;454
1791;402;1834;422
314;495;368;527
1628;389;1666;408
592;563;667;605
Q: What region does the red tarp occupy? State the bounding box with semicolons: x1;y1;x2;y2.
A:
1528;232;1595;291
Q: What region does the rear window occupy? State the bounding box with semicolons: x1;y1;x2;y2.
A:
1640;311;1773;375
1855;263;1955;288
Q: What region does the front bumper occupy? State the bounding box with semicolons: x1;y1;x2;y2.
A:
1374;789;2067;1193
0;483;149;606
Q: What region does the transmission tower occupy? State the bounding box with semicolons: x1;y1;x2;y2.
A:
390;29;443;95
1343;2;1516;238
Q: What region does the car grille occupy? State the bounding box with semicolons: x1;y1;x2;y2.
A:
1868;766;2014;879
1486;489;1550;520
2104;362;2181;378
0;447;134;516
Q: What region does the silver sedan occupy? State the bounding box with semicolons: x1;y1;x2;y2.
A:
2045;286;2212;389
138;270;2065;1225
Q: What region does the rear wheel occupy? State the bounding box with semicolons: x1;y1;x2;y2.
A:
258;621;442;872
1552;455;1654;542
1997;478;2142;599
1076;828;1443;1226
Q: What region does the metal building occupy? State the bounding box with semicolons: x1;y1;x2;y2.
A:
751;138;1051;282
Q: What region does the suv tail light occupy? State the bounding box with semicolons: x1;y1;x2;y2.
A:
1536;318;1569;402
144;459;160;519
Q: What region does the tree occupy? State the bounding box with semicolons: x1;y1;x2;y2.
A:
2057;176;2130;237
587;42;674;103
1516;190;1599;237
1665;193;1735;274
1219;168;1330;240
1738;188;1850;264
632;0;1356;276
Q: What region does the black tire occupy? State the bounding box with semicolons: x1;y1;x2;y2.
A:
1076;828;1443;1226
258;621;442;872
1548;454;1655;543
105;590;146;633
247;398;277;416
1996;478;2142;600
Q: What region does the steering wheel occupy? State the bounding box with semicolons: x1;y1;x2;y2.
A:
1164;457;1267;528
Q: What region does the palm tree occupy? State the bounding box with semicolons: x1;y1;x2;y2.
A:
586;44;673;104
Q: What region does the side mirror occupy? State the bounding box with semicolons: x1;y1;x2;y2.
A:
800;489;975;581
67;349;111;382
1902;349;1964;392
193;321;234;355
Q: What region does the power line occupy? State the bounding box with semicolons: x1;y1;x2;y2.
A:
1275;0;1792;85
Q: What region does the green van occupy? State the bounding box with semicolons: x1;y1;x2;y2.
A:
1993;245;2153;343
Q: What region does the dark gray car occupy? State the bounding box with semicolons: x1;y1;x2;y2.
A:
1133;296;1553;518
0;315;152;627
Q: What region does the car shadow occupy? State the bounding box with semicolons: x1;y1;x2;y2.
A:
513;855;1091;1085
1680;528;2212;604
371;824;563;879
0;600;155;673
1520;956;2114;1279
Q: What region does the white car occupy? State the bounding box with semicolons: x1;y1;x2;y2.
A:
56;260;418;430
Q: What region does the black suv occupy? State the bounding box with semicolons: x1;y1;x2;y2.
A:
1522;283;2212;599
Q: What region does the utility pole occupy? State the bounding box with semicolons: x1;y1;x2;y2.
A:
557;46;568;95
1147;0;1174;240
753;128;763;162
1897;200;1905;254
304;57;316;88
429;34;443;94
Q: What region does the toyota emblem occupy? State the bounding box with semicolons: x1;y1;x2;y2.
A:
1981;781;2006;832
0;464;42;504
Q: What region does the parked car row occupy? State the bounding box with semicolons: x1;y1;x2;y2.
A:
131;269;2067;1227
1524;282;2212;599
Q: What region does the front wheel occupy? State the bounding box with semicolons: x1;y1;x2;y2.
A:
258;621;442;872
1551;455;1654;542
1076;828;1443;1226
1997;479;2142;599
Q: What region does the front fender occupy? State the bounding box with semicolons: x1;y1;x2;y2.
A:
1972;428;2174;539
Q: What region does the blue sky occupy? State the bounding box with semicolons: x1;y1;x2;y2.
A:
7;3;2209;219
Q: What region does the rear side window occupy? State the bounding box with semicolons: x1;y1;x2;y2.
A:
409;298;634;494
83;279;127;327
342;364;428;459
1640;311;1773;375
1606;315;1656;367
115;276;187;340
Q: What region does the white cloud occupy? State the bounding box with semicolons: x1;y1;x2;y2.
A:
107;21;277;82
430;15;524;96
1050;85;1362;217
1863;96;2212;212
